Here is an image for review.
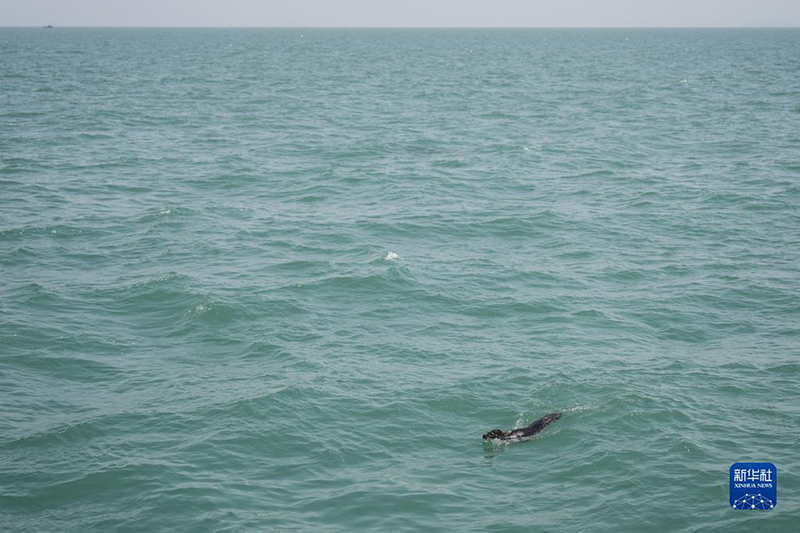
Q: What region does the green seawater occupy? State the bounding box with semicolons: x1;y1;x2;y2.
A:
1;28;799;531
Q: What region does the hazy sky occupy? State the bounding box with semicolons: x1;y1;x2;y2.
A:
3;0;800;28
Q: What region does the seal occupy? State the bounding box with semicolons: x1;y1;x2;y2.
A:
483;412;561;442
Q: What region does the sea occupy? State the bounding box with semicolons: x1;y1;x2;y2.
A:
1;28;799;532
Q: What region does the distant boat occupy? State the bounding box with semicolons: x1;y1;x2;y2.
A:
43;25;54;29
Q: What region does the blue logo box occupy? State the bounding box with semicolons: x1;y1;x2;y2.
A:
730;463;777;510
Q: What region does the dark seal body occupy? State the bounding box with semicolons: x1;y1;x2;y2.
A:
483;412;561;442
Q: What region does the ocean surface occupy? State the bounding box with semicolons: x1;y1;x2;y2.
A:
1;28;799;531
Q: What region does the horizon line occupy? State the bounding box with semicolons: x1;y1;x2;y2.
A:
4;25;800;29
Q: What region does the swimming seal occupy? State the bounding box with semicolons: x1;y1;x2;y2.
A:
483;412;561;442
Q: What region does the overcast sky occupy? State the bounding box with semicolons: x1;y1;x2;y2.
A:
3;0;800;28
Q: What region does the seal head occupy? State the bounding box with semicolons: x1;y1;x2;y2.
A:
483;429;506;440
